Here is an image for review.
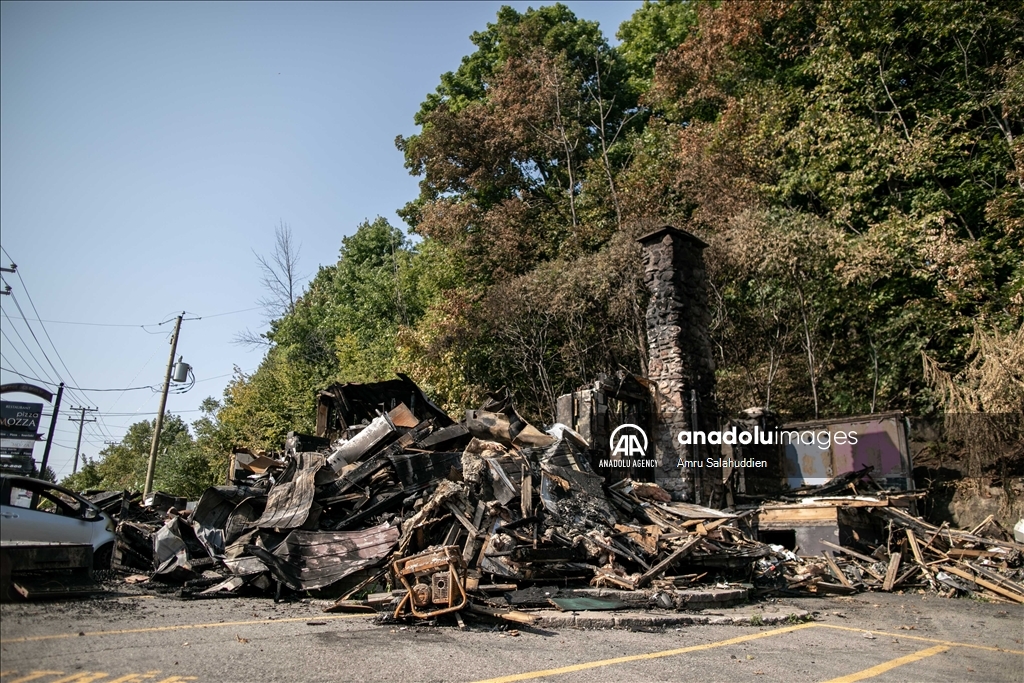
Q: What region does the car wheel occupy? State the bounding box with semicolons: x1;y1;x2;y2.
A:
93;542;114;571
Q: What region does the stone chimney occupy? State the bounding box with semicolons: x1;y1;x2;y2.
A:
638;226;718;502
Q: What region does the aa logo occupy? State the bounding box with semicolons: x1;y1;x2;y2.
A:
609;424;648;459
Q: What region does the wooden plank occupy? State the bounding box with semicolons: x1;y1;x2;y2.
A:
942;565;1024;604
884;507;1024;552
446;501;480;536
945;549;996;559
316;401;329;437
592;567;637;590
882;552;902;591
823;551;853;588
904;529;937;588
698;517;735;535
442;521;461;547
966;562;1024;596
905;529;925;566
475;583;518;593
466;602;538;624
814;581;857;595
921;522;948;554
969;514;995;536
474;532;491;568
819;540;879;565
521;466;532;518
592;537;650;571
892;564;919;588
653;501;736;519
758;506;838;524
636;535;702;588
472;501;486;530
462;533;479;567
644;507;684;533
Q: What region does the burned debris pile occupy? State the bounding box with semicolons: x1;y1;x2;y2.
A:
91;377;1023;619
795;507;1024;603
741;468;1024;604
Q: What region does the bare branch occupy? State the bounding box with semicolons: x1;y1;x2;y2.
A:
878;49;912;143
254;221;304;320
231;328;272;348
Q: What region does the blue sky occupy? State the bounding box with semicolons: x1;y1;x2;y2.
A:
0;1;643;480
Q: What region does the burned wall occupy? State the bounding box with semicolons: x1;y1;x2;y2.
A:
638;226;718;502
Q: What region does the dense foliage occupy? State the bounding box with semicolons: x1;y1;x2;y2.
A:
61;401;230;499
240;0;1024;435
69;1;1023;495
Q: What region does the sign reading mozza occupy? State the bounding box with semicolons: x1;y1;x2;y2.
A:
0;384;51;475
0;401;43;432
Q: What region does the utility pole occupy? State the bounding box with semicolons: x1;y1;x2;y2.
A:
144;312;183;498
68;406;98;474
39;382;64;476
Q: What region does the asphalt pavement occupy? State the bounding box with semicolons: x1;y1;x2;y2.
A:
1;591;1021;683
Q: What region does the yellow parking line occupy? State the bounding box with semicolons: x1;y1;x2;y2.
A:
816;624;1024;655
471;622;817;683
820;644;950;683
3;672;184;683
5;674;63;683
48;673;110;683
0;613;367;643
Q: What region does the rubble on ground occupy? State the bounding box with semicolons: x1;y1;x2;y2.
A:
85;378;1022;622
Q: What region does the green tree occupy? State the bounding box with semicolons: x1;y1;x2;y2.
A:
59;412;218;498
218;0;1023;443
397;4;639;277
632;0;1023;417
616;0;699;92
218;217;452;448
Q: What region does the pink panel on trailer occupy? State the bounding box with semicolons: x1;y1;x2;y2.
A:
847;418;903;478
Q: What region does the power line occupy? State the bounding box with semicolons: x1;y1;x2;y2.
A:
195;372;236;383
102;347;161;415
0;337;55;388
0;366;156;392
7;293;78;395
5;294;105;442
0;308;59;385
0;248;234;464
4;319;168;447
2;291;105;450
38;408;204;418
2;305;265;329
194;306;263;319
2;314;166;330
10;287;101;416
104;409;204;416
6;257;121;442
